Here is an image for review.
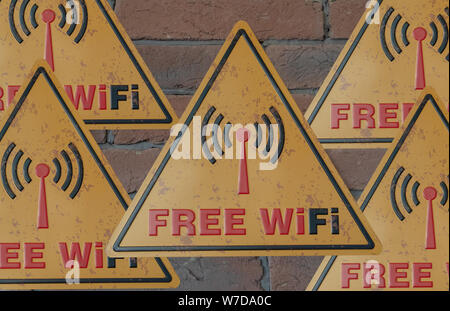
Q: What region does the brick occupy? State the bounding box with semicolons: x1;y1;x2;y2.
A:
112;95;191;145
292;93;315;114
168;95;192;118
329;0;367;39
113;130;169;145
102;148;162;193
326;149;386;191
266;43;344;89
116;0;324;40
270;257;324;291
90;130;107;144
137;45;220;91
168;257;264;291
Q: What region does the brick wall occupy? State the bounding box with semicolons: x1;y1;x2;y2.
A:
94;0;374;291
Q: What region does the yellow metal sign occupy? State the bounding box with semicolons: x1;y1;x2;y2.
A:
307;88;449;291
107;21;381;258
0;61;179;289
0;0;177;129
305;0;449;149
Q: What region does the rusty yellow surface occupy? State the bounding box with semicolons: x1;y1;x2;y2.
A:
0;0;177;129
107;21;381;258
305;0;449;149
307;88;449;291
0;61;179;289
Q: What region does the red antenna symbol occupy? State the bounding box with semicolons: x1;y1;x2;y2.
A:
413;27;427;90
35;163;50;229
42;9;56;71
236;128;250;195
423;186;437;249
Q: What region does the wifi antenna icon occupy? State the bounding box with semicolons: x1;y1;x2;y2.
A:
8;0;88;71
380;6;449;90
390;167;449;250
201;106;285;195
1;142;84;229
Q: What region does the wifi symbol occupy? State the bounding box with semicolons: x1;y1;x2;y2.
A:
391;166;449;249
8;0;88;71
1;142;84;229
380;6;449;90
57;0;88;44
201;106;285;195
429;8;450;61
8;0;40;44
254;107;285;165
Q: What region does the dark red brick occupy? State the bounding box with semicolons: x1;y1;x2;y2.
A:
137;45;220;91
116;0;324;40
90;130;107;144
169;257;264;291
270;257;324;291
326;149;386;191
112;96;191;145
266;43;345;89
292;93;315;114
102;148;162;193
329;0;367;39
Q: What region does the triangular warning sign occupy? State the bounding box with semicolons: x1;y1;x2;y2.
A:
307;88;449;291
305;0;449;149
0;0;177;129
107;22;381;258
0;61;179;289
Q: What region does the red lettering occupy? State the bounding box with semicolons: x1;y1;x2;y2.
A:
149;209;169;236
379;103;399;128
363;262;386;288
353;104;375;129
172;209;196;236
0;87;4;111
64;85;96;110
260;208;293;235
24;243;45;269
296;208;305;235
224;209;246;235
200;209;221;236
402;103;414;122
341;263;360;288
331;104;350;129
8;85;20;106
99;84;107;110
389;263;409;288
0;243;20;269
413;263;433;288
59;242;92;269
95;242;103;269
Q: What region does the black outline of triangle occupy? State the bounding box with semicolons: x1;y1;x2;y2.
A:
0;66;173;285
112;29;377;254
311;93;449;291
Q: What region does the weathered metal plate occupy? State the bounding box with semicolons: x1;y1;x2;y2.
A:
107;22;381;258
0;0;177;129
305;0;449;149
307;88;449;291
0;61;179;289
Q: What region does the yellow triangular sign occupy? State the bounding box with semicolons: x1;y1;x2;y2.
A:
305;0;449;149
0;61;179;289
107;22;381;258
307;88;449;291
0;0;177;129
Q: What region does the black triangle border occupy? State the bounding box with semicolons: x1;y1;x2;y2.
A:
311;94;449;291
113;29;377;253
0;67;173;285
70;0;173;126
306;0;396;145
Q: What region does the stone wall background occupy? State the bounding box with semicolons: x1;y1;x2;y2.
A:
94;0;383;291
